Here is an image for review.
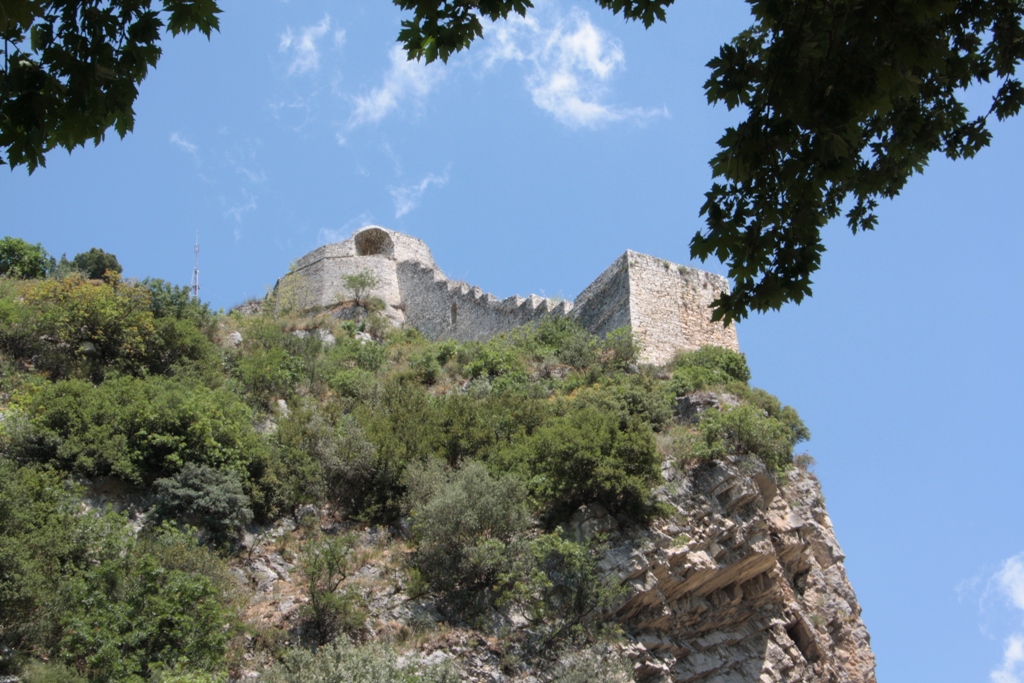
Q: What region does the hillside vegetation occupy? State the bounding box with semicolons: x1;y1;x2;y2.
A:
0;268;809;682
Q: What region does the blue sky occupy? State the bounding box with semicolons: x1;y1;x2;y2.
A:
3;1;1023;680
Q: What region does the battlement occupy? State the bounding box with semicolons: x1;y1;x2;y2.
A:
284;226;737;364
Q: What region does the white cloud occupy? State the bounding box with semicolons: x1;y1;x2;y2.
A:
993;556;1024;683
390;170;449;218
960;553;1024;683
994;636;1024;683
169;132;199;160
280;15;333;76
480;9;667;129
999;555;1024;612
348;46;446;129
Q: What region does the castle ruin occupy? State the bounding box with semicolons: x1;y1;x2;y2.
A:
285;226;738;365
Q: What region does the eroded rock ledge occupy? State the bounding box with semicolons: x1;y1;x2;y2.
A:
593;457;876;683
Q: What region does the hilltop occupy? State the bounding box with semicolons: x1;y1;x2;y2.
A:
0;266;874;682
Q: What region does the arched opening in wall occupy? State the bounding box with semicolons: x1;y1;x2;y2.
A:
354;228;395;258
450;302;458;327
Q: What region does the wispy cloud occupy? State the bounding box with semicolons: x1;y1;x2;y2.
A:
481;9;667;128
993;555;1024;683
228;139;267;184
961;552;1024;683
169;132;200;161
224;188;258;224
280;15;339;76
390;169;449;218
348;45;446;129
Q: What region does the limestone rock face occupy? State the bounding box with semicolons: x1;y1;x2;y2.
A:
601;457;876;683
229;455;873;683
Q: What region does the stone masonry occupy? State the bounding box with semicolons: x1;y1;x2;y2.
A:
283;226;739;365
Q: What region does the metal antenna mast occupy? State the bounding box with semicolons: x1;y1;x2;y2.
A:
191;230;200;299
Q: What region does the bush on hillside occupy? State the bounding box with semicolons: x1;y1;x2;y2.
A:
0;236;53;279
685;403;806;475
299;534;366;646
670;346;751;396
70;248;122;280
153;464;253;545
25;274;156;381
142;278;215;330
0;461;235;683
496;405;660;523
56;527;232;682
407;461;530;614
262;638;457;683
8;376;261;485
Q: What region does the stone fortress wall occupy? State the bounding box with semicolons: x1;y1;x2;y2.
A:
285;226;738;364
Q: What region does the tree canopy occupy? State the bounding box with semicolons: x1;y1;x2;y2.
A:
71;247;122;279
0;0;220;173
2;0;1021;321
0;236;54;278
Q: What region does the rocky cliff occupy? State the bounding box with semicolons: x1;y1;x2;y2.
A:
240;456;874;683
600;456;875;682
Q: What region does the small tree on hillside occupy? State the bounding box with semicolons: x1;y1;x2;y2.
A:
72;247;122;280
342;271;379;308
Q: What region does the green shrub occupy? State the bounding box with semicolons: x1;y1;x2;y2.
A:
328;367;378;400
572;374;674;433
232;346;297;407
269;402;378;516
674;346;751;382
153;464;253;544
341;271;379;307
465;339;527;388
599;326;640;371
57;529;232;682
141;278;214;331
731;385;811;445
145;317;221;380
435;392;494;467
499;534;623;641
9;376;261;485
262;638;457;683
0;462;235;683
18;661;89;683
299;534;366;646
326;336;388;373
407;461;530;614
408;350;442;385
670;346;751;395
0;236;54;279
0;462;110;657
24;274;157;381
70;248;122;280
497;406;660;522
0;279;37;362
686;404;805;474
526;317;599;369
351;380;442;520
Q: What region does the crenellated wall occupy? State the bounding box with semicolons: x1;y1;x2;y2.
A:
284;226;737;364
